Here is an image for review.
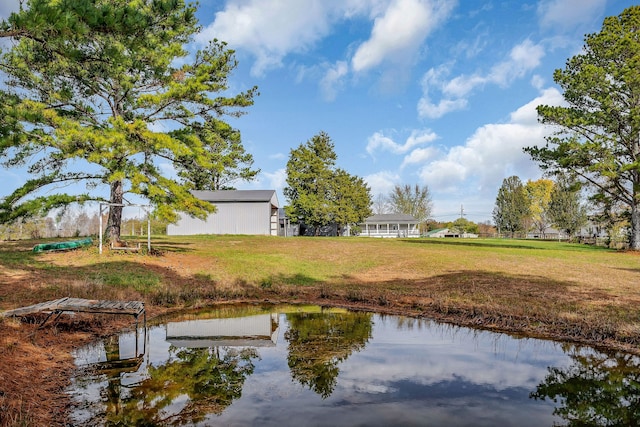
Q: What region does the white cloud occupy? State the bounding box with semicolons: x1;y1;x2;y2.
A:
199;0;454;88
401;146;439;168
197;1;336;76
417;96;468;119
263;168;287;192
351;0;456;73
146;121;168;133
447;39;545;95
442;74;486;98
418;39;545;119
493;39;546;85
197;0;377;76
365;171;401;196
366;129;438;157
419;87;564;198
420;158;469;192
232;169;287;204
531;74;545;90
538;0;606;32
418;64;469;118
320;61;349;101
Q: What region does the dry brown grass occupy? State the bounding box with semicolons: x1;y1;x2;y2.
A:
2;235;640;425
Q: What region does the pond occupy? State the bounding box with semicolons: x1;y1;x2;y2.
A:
68;304;640;426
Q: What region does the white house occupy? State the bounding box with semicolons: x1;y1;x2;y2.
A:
359;214;420;238
167;190;279;236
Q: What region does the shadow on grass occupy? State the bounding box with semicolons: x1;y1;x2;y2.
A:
0;249;259;312
402;238;615;252
345;269;640;327
614;267;640;274
152;244;197;254
264;273;319;287
120;237;198;254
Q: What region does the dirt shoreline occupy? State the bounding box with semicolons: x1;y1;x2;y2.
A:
1;291;637;427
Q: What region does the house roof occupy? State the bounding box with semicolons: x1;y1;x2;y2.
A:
192;190;278;205
364;213;419;223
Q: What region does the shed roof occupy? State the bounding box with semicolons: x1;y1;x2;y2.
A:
192;190;278;206
364;213;418;223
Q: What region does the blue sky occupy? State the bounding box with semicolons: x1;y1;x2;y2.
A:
0;0;636;223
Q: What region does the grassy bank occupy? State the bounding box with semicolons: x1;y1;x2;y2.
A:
1;235;640;425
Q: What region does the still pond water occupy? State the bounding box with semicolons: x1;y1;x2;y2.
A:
68;304;640;426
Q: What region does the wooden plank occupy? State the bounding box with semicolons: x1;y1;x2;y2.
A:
2;298;144;318
1;297;69;317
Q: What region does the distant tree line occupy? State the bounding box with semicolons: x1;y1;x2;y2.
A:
492;174;627;246
0;209;168;241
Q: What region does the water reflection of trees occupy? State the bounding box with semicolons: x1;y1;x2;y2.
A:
531;346;640;426
284;312;373;398
102;346;259;426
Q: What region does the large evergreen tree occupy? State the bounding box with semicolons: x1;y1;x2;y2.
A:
173;119;259;191
284;132;371;235
493;176;529;237
0;0;257;241
525;6;640;249
331;169;372;236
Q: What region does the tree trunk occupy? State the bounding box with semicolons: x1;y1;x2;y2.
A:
107;180;124;242
630;202;640;250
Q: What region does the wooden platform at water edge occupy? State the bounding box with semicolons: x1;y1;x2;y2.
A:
1;297;146;328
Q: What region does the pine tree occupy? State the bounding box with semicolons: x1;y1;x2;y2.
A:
526;6;640;249
284;132;371;235
0;0;257;241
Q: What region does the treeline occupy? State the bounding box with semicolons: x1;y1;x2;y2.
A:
492;174;627;246
0;210;169;241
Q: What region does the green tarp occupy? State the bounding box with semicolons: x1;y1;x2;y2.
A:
32;237;93;253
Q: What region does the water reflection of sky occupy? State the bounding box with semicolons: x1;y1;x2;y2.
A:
68;308;604;426
208;315;563;427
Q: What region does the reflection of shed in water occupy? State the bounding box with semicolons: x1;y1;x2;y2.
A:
166;313;279;348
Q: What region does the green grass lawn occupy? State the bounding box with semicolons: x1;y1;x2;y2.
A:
2;235;640;351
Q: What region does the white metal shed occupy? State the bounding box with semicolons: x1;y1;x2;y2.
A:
167;190;279;236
